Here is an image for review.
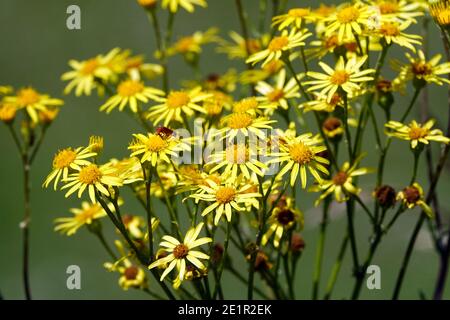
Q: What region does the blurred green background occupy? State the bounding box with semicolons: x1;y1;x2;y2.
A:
0;0;449;300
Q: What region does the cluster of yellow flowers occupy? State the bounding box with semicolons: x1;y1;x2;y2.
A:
3;0;448;299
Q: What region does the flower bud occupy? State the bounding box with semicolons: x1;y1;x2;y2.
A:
290;233;305;254
0;103;17;124
373;185;397;209
137;0;157;10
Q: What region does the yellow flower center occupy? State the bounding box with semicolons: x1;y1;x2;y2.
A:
226;113;253;129
378;1;399;14
78;164;102;185
289;142;314;164
17;88;40;106
268;36;289;52
325;35;339;49
288;8;310;17
329;93;342;106
267;88;285;102
332;171;348;185
53;149;77;169
412;62;433;77
246;39;261;54
216;186;236;204
315;4;335;17
173;244;189;259
137;0;157;9
408;126;429;140
117;80;144;97
380;22;400;36
205;101;223;115
431;6;450;26
226;144;249;164
81;58;99;75
263;60;283;74
233;97;259;113
167;91;190;109
337;6;360;23
330;70;350;85
146;135;167;152
76;204;101;223
175;36;195;53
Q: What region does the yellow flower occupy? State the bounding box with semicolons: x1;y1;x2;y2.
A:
149;223;212;283
376;20;421;51
395;50;450;86
168;28;218;57
215;112;276;141
100;79;164;113
89;136;104;154
373;0;424;23
246;29;311;67
44;146;97;190
429;0;450;27
300;92;345;113
4;87;63;123
128;131;191;167
255;69;301;110
105;240;148;290
61;163;123;203
0;103;17;123
147;87;210;126
207;143;268;179
397;183;433;218
272;7;315;30
54;200;119;236
385;119;450;148
305;56;375;102
269;133;329;188
61;48;121;96
218;31;264;59
262;197;304;248
313;157;372;205
190;180;261;225
324;3;373;42
162;0;206;13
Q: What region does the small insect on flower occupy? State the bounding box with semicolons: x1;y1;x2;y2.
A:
385;119;450;149
54;200;120;236
4;87;64;124
99;79;164;114
147;87;210;126
61;48;121;96
61;162;123;203
190;180;261;225
305;56;375;102
43;146;97;190
149;223;212;283
313;156;372;206
397;183;433;218
272;7;315;30
246;29;311;67
162;0;207;13
255;69;301;111
261;197;304;248
269;133;329;188
128;130;191;167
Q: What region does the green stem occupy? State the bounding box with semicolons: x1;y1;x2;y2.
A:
312;196;330;300
324;234;349;300
400;88;421;123
213;222;231;299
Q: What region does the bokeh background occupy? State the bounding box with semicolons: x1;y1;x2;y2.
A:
1;0;449;300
